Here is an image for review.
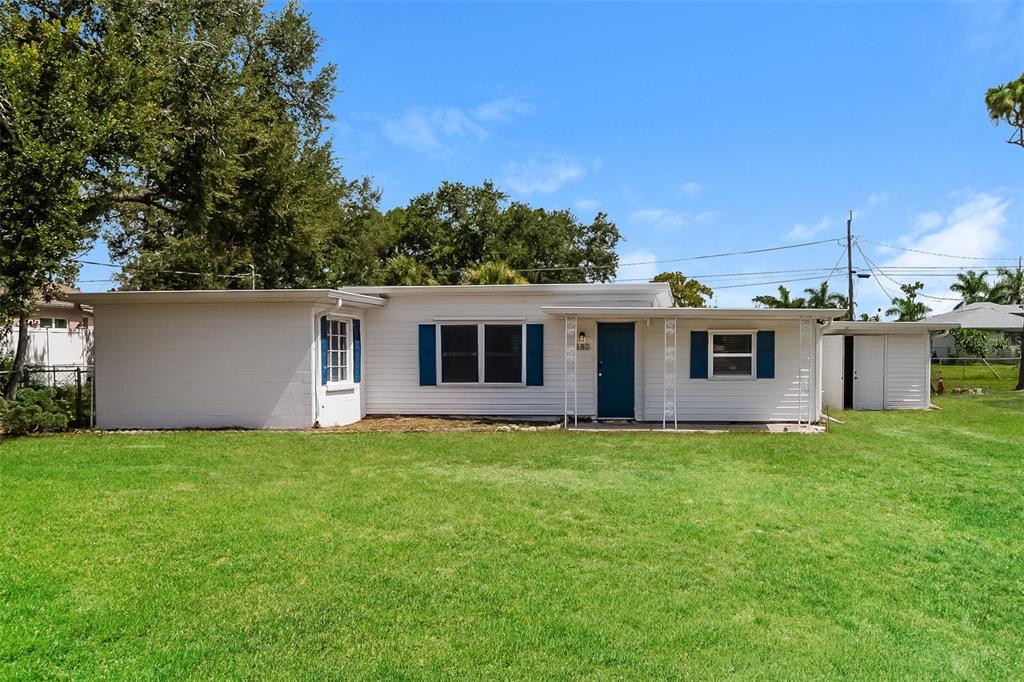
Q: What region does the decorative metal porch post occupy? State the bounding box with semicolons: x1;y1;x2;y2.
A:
663;317;677;430
564;316;578;428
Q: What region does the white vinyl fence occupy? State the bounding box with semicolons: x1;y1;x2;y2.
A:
2;327;94;368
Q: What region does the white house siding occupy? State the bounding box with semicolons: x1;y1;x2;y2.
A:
821;335;844;410
641;318;821;422
94;303;315;429
314;307;366;428
362;291;660;418
883;333;931;409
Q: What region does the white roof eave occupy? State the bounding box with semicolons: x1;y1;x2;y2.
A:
540;306;848;319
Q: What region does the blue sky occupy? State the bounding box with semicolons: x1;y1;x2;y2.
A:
81;1;1024;315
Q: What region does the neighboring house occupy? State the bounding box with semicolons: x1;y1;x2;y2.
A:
926;302;1024;358
65;285;956;430
12;285;94;330
2;285;94;368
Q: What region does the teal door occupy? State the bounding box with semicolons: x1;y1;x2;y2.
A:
597;322;635;418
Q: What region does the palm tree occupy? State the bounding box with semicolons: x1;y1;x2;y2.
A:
803;280;849;310
949;270;990;305
460;260;528;285
885;281;932;321
752;285;806;309
989;266;1024;304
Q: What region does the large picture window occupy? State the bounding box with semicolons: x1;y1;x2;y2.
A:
711;332;754;377
326;319;349;383
439;323;525;384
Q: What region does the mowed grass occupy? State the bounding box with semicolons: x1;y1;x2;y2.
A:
934;361;1021;393
2;393;1023;679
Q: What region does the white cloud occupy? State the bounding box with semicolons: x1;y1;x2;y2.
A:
628;208;719;231
574;198;600;212
679;182;704;198
870;193;1010;314
912;211;943;232
382;107;487;156
787;216;837;240
629;208;688;230
502;158;586;194
616;249;659;282
472;95;534;122
383;95;534;156
867;192;890;208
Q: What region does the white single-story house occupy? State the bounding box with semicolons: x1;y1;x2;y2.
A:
65;284;957;429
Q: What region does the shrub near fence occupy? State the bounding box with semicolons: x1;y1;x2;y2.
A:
0;366;95;433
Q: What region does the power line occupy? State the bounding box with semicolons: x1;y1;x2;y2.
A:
858;238;1020;262
856;242;961;302
76;258;255;280
714;273;846;290
513;237;844;274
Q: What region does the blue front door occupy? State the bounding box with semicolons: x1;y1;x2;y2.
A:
597;322;635;418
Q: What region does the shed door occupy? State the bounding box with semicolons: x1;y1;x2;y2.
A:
853;336;884;410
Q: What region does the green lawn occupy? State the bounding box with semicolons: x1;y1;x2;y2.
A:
2;393;1023;679
934;361;1021;393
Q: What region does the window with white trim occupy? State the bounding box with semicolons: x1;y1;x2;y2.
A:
38;318;67;329
439;323;524;384
711;332;754;377
326;319;349;383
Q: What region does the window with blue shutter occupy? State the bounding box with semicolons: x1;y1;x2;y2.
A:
418;324;436;386
526;323;543;386
319;316;329;385
690;331;708;379
756;330;775;379
353;319;362;383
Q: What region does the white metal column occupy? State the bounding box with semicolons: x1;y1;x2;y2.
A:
663;318;677;430
563;316;578;427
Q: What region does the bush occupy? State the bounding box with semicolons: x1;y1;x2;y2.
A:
0;388;70;435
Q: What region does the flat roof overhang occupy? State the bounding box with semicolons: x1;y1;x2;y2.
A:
541;306;848;320
822;321;960;335
64;289;389;308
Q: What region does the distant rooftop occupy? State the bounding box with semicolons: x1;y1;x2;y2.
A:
926;302;1024;330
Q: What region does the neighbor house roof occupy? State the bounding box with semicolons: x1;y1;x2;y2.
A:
925;302;1024;330
64;289;388;308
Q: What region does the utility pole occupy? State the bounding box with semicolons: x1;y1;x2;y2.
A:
846;210;854;320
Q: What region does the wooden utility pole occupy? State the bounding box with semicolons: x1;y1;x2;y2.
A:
846;210;854;320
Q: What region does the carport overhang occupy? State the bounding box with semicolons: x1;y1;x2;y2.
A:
822;321;959;335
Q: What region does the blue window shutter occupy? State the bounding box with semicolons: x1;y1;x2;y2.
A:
757;330;775;379
690;331;708;379
526;324;544;386
353;319;362;383
418;324;436;386
320;316;329;385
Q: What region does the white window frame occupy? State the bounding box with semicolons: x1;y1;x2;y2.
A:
437;322;527;387
709;329;756;380
325;317;353;390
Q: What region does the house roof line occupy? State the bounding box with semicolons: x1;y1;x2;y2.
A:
540;306;849;319
63;289;389;307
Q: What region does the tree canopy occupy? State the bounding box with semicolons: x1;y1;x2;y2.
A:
985;73;1024;148
989;266;1024;305
752;285;807;309
949;270;991;306
885;281;932;321
651;272;713;307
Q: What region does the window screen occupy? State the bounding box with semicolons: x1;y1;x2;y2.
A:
441;325;479;383
711;333;754;377
484;325;522;383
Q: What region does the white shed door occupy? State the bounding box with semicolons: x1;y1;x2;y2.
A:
853;336;884;410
